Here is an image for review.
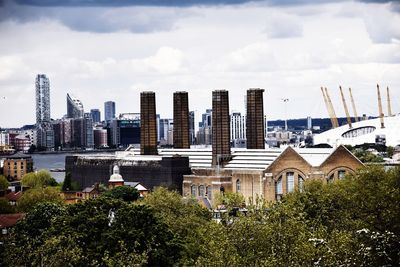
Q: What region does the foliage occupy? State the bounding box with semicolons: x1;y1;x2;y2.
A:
214;191;246;209
353;149;384;163
102;186;140;201
0;175;9;191
3;167;400;266
17;187;63;212
387;146;395;158
21;170;58;188
0;198;16;214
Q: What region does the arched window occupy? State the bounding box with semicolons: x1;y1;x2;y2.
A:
236;179;241;193
199;185;205;197
206;186;212;200
327;174;334;183
275;175;283;200
286;172;294;193
191;185;197;197
338;170;346;179
298;175;304;192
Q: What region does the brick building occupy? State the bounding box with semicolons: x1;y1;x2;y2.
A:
2;153;34;180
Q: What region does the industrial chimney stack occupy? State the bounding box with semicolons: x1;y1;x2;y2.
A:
212;90;231;167
173;91;190;149
246;88;265;149
140;91;158;155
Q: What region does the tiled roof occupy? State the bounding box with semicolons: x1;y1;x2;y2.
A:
0;213;25;228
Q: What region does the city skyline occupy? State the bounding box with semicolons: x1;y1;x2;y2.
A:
0;0;399;128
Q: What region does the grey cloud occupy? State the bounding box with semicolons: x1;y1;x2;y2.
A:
0;2;190;33
263;16;302;38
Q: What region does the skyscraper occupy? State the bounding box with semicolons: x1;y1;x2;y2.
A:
35;74;51;124
140;92;158;155
67;93;84;119
212;90;230;166
189;111;195;145
90;109;101;123
173;91;190;149
246;88;265;149
104;101;116;122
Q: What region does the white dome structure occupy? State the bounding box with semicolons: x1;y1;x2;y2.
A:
109;165;124;183
314;114;400;148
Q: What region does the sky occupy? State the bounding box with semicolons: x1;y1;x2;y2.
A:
0;0;399;128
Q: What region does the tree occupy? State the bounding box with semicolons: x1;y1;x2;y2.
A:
5;202;66;266
102;186;140;201
0;198;16;214
17;187;63;212
21;170;58;189
61;172;74;191
387;146;395;158
0;175;9;191
214;192;246;209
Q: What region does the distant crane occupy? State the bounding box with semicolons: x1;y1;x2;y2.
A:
339;86;352;129
377;84;385;129
348;88;359;122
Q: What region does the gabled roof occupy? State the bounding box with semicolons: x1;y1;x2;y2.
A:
319;145;364;167
0;213;25;228
5;191;22;202
265;146;313;172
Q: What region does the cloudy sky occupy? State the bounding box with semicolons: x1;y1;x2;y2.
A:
0;0;399;128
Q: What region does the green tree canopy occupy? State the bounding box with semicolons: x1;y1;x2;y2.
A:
17;187;63;212
0;175;9;191
102;185;140;201
0;198;16;214
21;170;58;189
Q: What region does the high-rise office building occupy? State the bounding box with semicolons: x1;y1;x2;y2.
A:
90;109;101;123
246;88;265;149
212;90;230;166
104;101;116;122
173;91;190;149
110;113;141;147
189;111;195;145
140;92;158;155
35;74;51;124
230;112;246;140
67;93;84;119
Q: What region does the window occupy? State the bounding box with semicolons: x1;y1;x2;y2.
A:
298;175;304;192
236;179;241;193
191;185;197;197
287;172;294;193
275;175;283;200
206;186;212;200
327;174;334;183
338;170;346;179
199;185;205;197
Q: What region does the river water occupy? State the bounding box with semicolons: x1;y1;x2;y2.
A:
31;152;115;183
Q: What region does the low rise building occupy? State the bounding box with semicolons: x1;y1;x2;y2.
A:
2;153;34;180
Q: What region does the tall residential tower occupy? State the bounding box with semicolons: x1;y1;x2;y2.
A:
35;74;51;124
104;101;116;122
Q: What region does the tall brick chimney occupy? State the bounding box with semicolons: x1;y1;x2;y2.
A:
140;91;158;155
212;90;231;166
246;88;265;149
173;91;190;149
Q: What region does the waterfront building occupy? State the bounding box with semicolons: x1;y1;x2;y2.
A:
94;128;108;148
90;109;101;123
67;93;84;119
159;118;173;146
189;111;195;145
110;113;140;148
35;74;51;124
104;101;116;122
2;152;33;180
